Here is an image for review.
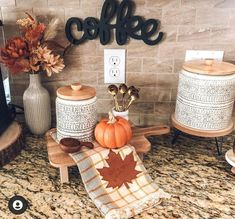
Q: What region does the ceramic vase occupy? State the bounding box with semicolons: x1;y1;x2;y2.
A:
23;74;51;135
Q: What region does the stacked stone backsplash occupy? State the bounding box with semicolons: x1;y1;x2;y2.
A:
1;0;235;126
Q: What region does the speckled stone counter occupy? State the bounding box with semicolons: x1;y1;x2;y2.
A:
0;127;235;219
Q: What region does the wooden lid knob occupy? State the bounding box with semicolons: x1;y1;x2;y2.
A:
71;83;82;91
204;59;214;66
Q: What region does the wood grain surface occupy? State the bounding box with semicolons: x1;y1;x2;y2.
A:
45;125;170;168
183;60;235;75
57;84;96;101
0;121;24;167
171;114;234;138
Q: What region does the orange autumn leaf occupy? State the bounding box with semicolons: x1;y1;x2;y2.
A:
97;150;141;189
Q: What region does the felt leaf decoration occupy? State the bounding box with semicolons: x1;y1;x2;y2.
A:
97;150;141;189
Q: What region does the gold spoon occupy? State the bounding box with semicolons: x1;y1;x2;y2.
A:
127;86;136;96
125;93;139;110
108;85;120;111
125;86;140;110
119;84;128;111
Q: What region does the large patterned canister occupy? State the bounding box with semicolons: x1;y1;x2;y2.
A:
175;60;235;131
56;83;97;141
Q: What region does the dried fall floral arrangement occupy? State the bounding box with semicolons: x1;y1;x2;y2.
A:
0;13;66;76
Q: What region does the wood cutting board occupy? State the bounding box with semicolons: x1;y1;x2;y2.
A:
45;125;170;168
0;121;24;167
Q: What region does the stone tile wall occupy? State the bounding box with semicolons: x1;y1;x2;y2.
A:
1;0;235;125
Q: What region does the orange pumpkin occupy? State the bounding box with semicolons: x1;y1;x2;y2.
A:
95;112;132;149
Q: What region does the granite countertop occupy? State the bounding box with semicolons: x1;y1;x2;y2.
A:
0;126;235;219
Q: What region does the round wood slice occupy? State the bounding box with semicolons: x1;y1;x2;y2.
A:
225;149;235;166
183;60;235;76
0;121;24;167
232;167;235;174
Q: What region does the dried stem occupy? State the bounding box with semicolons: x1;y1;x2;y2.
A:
108;112;117;124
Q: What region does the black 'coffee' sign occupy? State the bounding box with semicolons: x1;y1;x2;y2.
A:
65;0;164;46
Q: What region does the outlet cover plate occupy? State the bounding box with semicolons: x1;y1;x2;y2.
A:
185;50;224;61
104;49;126;84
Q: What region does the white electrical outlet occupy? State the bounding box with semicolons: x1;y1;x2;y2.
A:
104;49;126;84
109;68;120;77
185;50;224;61
109;56;120;66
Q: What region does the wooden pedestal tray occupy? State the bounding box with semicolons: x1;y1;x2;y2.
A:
0;121;24;167
45;125;170;183
171;114;234;155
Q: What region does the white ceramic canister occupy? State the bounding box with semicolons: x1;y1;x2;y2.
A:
175;59;235;131
56;83;97;142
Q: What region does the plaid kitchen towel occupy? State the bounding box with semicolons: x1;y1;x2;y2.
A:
69;142;170;219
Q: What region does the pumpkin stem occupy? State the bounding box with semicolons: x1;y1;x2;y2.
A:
108;112;117;124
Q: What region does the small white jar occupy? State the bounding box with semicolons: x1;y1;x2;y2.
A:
112;108;129;120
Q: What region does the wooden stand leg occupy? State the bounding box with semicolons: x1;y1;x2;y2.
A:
60;166;69;183
138;153;144;161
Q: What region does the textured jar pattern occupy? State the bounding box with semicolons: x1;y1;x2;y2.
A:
175;70;235;131
56;96;97;142
23;74;51;135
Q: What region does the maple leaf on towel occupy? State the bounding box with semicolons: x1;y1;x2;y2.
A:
97;150;141;189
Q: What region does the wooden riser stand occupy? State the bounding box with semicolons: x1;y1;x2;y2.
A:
171;114;234;156
45;125;170;183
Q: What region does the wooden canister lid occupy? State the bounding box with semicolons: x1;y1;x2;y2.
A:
57;83;96;101
183;59;235;75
